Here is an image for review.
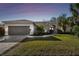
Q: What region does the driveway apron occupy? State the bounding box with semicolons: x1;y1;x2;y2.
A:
0;35;27;55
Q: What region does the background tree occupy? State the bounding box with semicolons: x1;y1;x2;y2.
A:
57;14;69;33
50;17;58;33
70;3;79;36
70;3;79;24
67;16;75;33
50;17;57;27
70;4;78;18
50;17;57;22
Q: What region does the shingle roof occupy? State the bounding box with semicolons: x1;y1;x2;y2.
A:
2;19;33;24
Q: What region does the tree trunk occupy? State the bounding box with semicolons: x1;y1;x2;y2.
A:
63;25;66;33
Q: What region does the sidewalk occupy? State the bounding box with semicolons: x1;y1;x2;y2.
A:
27;34;53;38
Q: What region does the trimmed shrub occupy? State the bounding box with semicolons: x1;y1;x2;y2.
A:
57;29;63;34
0;27;5;36
34;25;44;36
73;25;79;37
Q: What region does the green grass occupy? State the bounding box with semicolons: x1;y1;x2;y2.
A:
2;34;79;56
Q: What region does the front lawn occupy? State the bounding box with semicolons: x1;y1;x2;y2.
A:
2;34;79;56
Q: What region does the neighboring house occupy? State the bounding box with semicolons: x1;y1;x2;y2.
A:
34;21;57;33
2;20;35;35
34;21;50;32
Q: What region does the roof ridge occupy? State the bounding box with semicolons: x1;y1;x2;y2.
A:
2;19;33;24
2;19;32;22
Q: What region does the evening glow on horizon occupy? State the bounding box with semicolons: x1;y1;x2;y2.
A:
0;3;72;21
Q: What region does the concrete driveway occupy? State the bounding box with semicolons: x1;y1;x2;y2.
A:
0;35;27;55
0;35;27;42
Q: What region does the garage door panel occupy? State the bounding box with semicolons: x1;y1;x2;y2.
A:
8;26;30;35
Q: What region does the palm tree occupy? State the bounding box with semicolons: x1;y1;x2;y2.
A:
58;14;69;33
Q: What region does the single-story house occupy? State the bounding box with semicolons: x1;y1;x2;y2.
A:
2;20;35;35
0;19;57;35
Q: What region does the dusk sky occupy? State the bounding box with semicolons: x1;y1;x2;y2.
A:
0;3;72;21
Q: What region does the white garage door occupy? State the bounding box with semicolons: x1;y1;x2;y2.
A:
8;26;30;35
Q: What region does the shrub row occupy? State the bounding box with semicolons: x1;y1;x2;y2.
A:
0;27;5;36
